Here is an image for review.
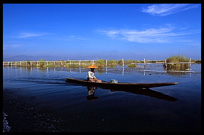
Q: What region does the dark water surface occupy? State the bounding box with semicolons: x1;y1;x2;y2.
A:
3;64;201;132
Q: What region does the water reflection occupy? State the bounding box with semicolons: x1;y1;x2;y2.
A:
106;86;178;102
86;85;98;101
5;65;196;78
163;63;193;76
166;71;189;76
122;67;124;75
97;68;104;74
163;63;190;71
83;84;177;102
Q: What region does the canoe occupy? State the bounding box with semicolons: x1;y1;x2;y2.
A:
65;78;178;89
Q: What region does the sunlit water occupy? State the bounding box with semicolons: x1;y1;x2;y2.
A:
3;64;201;132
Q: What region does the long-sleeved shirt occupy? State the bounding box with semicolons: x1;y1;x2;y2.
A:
87;71;96;79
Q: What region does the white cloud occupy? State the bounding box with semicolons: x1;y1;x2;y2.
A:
65;35;89;40
17;32;49;38
97;25;197;43
142;4;199;16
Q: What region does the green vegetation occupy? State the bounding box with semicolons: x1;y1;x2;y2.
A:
125;60;137;65
108;59;117;67
127;63;137;68
38;59;47;68
95;59;119;68
163;55;190;71
166;55;190;63
3;56;200;70
192;59;201;64
96;59;106;68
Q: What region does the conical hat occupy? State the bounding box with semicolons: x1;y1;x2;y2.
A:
88;65;98;68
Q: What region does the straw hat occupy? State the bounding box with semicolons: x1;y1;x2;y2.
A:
88;65;98;68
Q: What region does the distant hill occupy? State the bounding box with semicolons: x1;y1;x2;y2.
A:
3;55;68;61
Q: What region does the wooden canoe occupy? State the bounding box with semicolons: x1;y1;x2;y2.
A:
65;78;178;89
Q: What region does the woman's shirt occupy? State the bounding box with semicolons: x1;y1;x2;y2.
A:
87;71;96;79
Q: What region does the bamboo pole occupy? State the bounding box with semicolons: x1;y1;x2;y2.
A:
122;58;124;67
144;58;146;67
165;59;167;70
122;67;124;75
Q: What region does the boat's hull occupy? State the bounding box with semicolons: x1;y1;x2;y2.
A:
66;78;178;89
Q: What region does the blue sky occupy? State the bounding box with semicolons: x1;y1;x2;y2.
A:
3;4;201;60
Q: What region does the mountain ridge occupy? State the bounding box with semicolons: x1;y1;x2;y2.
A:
3;55;68;61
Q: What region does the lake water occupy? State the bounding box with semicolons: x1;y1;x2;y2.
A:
3;64;201;132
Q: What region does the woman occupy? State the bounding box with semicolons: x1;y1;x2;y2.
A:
87;65;102;83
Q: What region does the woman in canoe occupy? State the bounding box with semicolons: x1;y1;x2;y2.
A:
87;65;102;83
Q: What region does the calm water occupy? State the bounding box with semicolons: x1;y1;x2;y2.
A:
3;64;201;132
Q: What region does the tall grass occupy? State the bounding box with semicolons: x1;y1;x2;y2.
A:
96;59;106;68
108;59;117;67
164;55;190;71
166;55;189;63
